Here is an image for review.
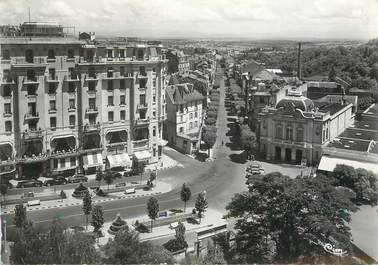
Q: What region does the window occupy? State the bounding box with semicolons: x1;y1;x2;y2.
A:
153;95;156;103
153;79;156;87
153;111;156;117
68;82;75;92
120;110;126;120
189;122;193;129
108;111;114;121
2;50;10;60
70;157;76;167
107;67;113;78
139;94;146;105
68;49;74;58
88;67;96;78
48;83;56;94
190;113;193;119
108;80;113;90
89;98;96;109
48;49;55;59
137;50;144;60
26;69;36;81
194;121;198;127
119;49;125;58
179;127;184;133
107;49;113;58
296;128;304;142
120;66;125;76
60;158;65;168
3;85;11;97
108;96;114;106
89;115;96;125
275;124;283;139
4;103;11;114
49;100;56;111
120;79;125;89
49;68;56;79
69;99;75;109
5;121;11;132
153;127;156;137
195;111;198;118
50;117;56;128
139;109;146;119
286;126;293;140
53;159;58;169
25;49;34;63
88;81;96;91
27;84;37;95
69;115;75;126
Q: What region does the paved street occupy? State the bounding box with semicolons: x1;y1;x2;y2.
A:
0;67;305;239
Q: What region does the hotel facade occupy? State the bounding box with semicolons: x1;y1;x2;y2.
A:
0;24;168;180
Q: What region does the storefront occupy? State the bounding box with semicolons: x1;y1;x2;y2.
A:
82;152;103;174
106;153;132;171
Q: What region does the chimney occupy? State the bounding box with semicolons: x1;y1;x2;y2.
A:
297;42;302;80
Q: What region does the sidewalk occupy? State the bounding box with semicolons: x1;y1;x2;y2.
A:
145;153;183;172
93;208;227;247
1;181;172;215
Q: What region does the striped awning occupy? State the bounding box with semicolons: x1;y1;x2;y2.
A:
83;153;103;168
107;153;132;168
134;150;152;161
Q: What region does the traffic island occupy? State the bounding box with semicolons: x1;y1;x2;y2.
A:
71;183;89;198
108;214;128;235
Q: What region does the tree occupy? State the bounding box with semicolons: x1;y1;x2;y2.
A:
14;203;27;229
91;205;104;236
240;124;257;159
225;172;357;263
195;192;208;223
203;127;217;156
82;190;92;230
104;224;173;264
0;183;8;203
149;171;157;186
328;65;336;81
175;221;187;247
147;197;159;232
95;168;104;185
180;183;191;212
103;170;115;191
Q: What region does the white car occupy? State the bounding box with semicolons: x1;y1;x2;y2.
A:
125;188;135;194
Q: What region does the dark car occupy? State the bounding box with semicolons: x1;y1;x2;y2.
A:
45;177;68;186
17;179;43;188
67;175;88;183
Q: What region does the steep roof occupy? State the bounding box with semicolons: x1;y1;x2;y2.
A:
166;83;204;105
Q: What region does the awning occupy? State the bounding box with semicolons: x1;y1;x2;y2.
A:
83;153;103;168
318;156;378;174
134;150;152;161
107;153;132;168
159;139;168;146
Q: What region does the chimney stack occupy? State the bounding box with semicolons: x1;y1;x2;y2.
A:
297;42;302;80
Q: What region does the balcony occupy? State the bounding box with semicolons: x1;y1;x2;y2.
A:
84;74;98;81
137;103;148;110
137;72;148;79
22;129;43;139
102;72;127;80
133;139;149;151
1;77;15;85
64;74;80;82
68;106;76;112
11;57;48;68
23;77;39;85
84;123;101;132
86;107;98;114
24;111;39;120
45;75;59;83
3;112;12;118
48;108;57;114
26;94;38;101
134;118;149;127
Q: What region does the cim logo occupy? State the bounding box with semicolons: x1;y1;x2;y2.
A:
323;243;348;257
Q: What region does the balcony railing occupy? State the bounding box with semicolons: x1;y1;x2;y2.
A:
137;103;148;110
84;123;101;132
133;139;149;151
68;106;76;112
3;112;12;117
22;129;43;139
84;74;98;81
24;112;39;120
103;72;127;80
23;77;39;84
137;72;147;78
86;107;98;114
48;108;57;114
45;75;59;83
134;118;149;126
1;77;14;85
12;56;47;66
64;74;80;82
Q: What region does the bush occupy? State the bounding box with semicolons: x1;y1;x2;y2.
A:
163;238;188;252
135;222;149;233
60;190;67;199
96;189;107;197
205;117;217;126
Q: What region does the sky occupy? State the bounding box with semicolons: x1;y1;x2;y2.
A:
0;0;378;40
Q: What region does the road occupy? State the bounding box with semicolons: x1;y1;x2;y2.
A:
2;66;301;239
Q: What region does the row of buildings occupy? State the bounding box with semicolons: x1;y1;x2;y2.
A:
0;22;169;180
228;57;377;171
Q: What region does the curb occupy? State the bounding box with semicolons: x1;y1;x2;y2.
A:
0;191;164;215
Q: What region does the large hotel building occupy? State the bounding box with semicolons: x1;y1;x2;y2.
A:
0;22;168;180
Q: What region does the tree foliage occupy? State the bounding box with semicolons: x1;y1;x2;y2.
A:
82;190;92;230
14;203;27;228
239;124;257;154
104;224;173;264
147;197;159;231
225;172;358;264
203;127;217;155
1;183;8;201
180;183;192;212
195;193;208;223
91;205;105;235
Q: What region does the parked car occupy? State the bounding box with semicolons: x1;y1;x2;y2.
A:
45;177;68;186
10;179;43;188
125;188;135;194
21;192;34;199
115;182;126;188
67;175;88;183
